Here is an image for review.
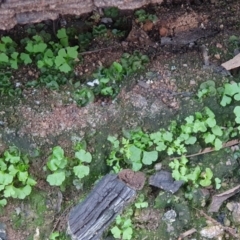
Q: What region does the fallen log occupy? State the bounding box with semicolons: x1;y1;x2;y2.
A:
67;173;141;240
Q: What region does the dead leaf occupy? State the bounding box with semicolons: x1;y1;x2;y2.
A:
221;53;240;70
208;184;240;212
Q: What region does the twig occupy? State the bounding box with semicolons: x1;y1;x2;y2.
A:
178;228;197;240
194;208;239;239
51;202;74;233
79;45;121;55
169;139;240;160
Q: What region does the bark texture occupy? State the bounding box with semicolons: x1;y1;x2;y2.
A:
67;174;136;240
0;0;164;30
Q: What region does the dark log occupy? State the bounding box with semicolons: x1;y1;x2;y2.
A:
67;174;136;240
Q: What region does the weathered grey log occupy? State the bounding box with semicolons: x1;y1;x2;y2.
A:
0;0;164;31
67;174;137;240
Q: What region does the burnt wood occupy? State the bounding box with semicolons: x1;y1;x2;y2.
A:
67;174;136;240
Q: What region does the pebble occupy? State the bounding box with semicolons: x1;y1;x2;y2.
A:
0;223;7;240
162;209;177;223
200;225;224;239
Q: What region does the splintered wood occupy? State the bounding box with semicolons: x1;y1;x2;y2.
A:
67;174;136;240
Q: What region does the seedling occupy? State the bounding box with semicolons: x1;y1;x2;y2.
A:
134;9;158;23
45;144;92;190
0;146;37;207
110;208;133;240
220;82;240;107
197;80;217;99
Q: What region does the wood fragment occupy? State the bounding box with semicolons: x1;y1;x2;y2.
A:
195;208;240;239
178;228;197;240
169;139;240;160
221;53;240;70
67;174;136;240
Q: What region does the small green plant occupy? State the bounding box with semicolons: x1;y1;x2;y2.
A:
104;7;120;19
134;193;148;209
93;24;108;38
220;81;240;107
107;135;158;173
45;144;92;190
111;208;134;240
0;72;21;96
134;9;158;23
197;80;217;99
49;231;71;240
78;32;93;51
72;87;95;107
169;156;215;197
0;146;37;207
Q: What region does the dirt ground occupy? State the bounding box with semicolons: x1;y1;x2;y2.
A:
0;1;240;239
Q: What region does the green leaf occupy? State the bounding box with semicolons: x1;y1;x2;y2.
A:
0;172;13;185
18;171;28;183
59;63;71;73
0;199;7;207
132;162;142;171
47;171;65;186
113;62;123;73
193;120;207;133
214;138;222;150
111;226;121;239
162;131;173;142
75;149;92;163
122;227;133;240
142;151;158;165
26;177;37;186
4;151;20;163
203;133;215;144
0;53;9;63
2;36;13;44
206;117;216;128
220;95;232;106
199;168;213;187
33;43;47;53
215;178;221;189
129;145;142;163
14;185;32;199
0;159;7;171
66;46;78;58
156;142;167;151
185;136;197;145
57;28;67;39
4;185;15;198
20;53;32;64
54;55;66;67
10;60;18;69
107;135;119;149
73;165;89;179
57;48;67;58
52;146;64;160
211;125;223;136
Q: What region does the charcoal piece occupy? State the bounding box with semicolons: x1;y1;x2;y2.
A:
149;170;184;193
67;174;136;240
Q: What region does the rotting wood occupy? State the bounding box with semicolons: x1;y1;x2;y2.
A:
0;0;165;31
67;173;136;240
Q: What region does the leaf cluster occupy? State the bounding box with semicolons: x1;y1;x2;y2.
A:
0;146;37;207
46;145;92;189
134;9;158;23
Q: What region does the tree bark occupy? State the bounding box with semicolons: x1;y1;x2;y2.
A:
67;174;136;240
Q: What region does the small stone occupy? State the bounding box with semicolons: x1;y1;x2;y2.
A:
0;223;7;240
214;54;221;59
159;27;168;37
216;43;223;49
162;209;177;223
190;80;196;85
143;20;153;32
200;225;224;239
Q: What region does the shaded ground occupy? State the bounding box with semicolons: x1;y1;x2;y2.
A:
0;1;240;239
